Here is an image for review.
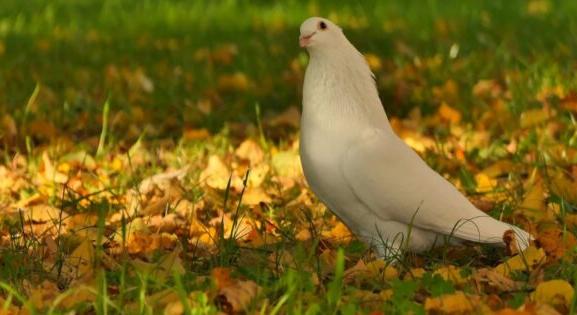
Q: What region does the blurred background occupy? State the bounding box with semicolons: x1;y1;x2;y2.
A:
1;0;576;149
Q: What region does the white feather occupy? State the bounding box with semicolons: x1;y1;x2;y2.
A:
299;17;532;258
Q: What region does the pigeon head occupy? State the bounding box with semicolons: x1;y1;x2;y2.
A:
299;17;344;50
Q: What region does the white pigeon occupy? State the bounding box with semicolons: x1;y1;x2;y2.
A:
298;17;532;259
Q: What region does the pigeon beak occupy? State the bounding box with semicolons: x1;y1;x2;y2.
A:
299;32;316;48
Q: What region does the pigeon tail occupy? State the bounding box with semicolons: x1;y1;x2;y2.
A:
446;216;532;251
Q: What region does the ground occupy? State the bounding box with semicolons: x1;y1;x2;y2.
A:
1;0;577;314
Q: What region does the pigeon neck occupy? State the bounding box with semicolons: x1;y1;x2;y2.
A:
303;46;392;132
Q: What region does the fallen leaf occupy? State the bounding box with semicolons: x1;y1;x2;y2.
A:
520;108;550;128
199;155;241;190
434;265;469;286
344;259;398;284
494;246;545;276
536;227;577;262
473;268;524;293
424;291;477;314
26;280;60;310
183;128;210;140
364;53;382;71
322;221;353;243
217;72;250;92
438;102;462;124
242;187;271;206
235;139;264;166
517;177;551;221
531;280;574;308
215;279;261;313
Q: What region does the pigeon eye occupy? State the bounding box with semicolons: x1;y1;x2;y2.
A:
319;21;327;30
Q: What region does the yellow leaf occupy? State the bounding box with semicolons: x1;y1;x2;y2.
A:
217;72;250;92
64;239;95;281
271;150;302;180
475;173;496;193
438;102;461;124
40;151;68;184
27;280;59;310
364;53;382;72
494;246;545;276
520;108;550;128
517;178;551;221
434;265;469;286
472;79;502;98
404;267;426;280
532;280;574;308
23;204;64;223
322;221;353;243
242;187;271;206
247;163;269;188
527;0;551;15
424;291;476;314
481;160;514;178
182;128;210;140
199;155;238;190
550;171;577;205
235;139;264;166
60;285;97;309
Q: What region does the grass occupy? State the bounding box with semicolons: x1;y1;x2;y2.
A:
1;0;577;314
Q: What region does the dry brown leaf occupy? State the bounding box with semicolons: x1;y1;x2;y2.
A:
549;171;577;205
126;232;178;254
130;246;184;283
59;285;98;309
536;227;577;262
216;279;261;313
26;280;60;310
182;128;210;140
23;204;65;223
503;229;521;256
266;106;301;129
344;259;398;284
138;167;188;195
473;268;524;293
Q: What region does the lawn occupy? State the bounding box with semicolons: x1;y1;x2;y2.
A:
1;0;577;314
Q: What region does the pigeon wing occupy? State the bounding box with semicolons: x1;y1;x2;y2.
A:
341;128;530;246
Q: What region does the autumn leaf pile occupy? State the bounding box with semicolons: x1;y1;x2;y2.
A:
2;0;577;314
